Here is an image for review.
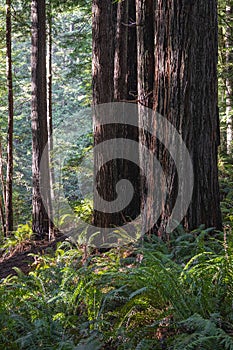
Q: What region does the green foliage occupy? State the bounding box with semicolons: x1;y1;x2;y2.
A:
173;314;233;350
2;223;32;254
73;198;93;223
1;229;233;349
0;0;92;229
0;1;232;348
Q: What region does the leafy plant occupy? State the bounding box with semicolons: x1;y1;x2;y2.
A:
2;223;33;255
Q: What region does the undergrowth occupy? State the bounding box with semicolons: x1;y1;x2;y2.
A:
0;158;232;349
0;229;233;349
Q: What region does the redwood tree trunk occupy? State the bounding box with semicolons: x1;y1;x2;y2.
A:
31;0;50;239
92;0;140;234
136;0;156;236
93;0;222;240
5;0;14;235
138;0;222;237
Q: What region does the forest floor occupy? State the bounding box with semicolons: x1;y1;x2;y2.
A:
0;236;66;280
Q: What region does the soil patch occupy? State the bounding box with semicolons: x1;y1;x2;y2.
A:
0;236;66;280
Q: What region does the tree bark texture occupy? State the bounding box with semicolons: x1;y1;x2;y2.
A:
137;0;222;237
92;0;141;231
92;0;222;239
31;0;50;238
6;0;14;234
136;0;158;236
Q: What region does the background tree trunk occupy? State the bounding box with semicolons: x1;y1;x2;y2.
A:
5;0;14;235
225;1;233;155
0;196;5;236
0;134;6;236
47;1;54;240
31;0;50;239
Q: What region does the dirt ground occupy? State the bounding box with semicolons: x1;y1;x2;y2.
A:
0;236;66;280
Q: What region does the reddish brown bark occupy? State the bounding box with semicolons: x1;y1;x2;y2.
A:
137;0;222;237
31;0;51;238
92;0;140;232
6;0;14;235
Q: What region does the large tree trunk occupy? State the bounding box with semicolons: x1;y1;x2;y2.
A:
92;0;222;242
31;0;50;239
92;0;140;237
92;0;116;232
5;0;14;235
92;1;116;106
138;0;222;237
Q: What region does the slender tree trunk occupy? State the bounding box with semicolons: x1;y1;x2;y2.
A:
31;0;50;239
225;1;233;155
47;1;54;240
47;4;53;168
0;135;6;209
5;0;14;235
138;0;222;237
92;0;140;235
0;195;5;236
218;21;227;155
0;135;5;235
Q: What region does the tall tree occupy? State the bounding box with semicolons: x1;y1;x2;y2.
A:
92;0;140;234
5;0;14;234
47;0;54;239
0;133;5;235
92;0;222;239
225;1;233;154
137;0;222;236
31;0;51;238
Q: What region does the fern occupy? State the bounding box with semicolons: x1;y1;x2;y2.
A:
172;314;233;350
1;229;233;349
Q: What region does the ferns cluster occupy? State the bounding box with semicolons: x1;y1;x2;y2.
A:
0;228;233;349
